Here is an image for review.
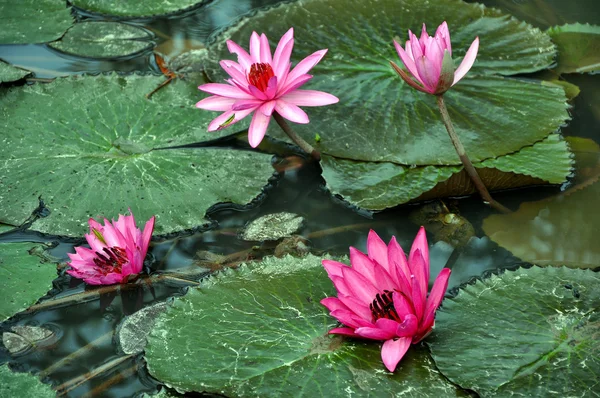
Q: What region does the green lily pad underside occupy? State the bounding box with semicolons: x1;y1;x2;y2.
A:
0;242;57;322
146;255;464;397
321;134;572;210
0;60;31;83
0;0;73;44
48;22;155;58
547;23;600;74
204;0;567;165
0;74;274;236
428;266;600;397
0;366;55;398
70;0;206;17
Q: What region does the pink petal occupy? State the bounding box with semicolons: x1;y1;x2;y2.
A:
248;85;269;100
272;28;294;77
196;96;237;111
418;24;430;49
320;297;349;313
140;216;155;261
285;49;327;87
322;259;347;278
393;40;421;84
331;276;352;297
280;89;339;106
274;100;309;124
367;230;389;270
411;275;425;322
381;337;412;372
259;33;272;64
341;266;380;306
409;30;424;60
435;21;452;54
328;327;359;337
409;249;428;304
264;76;278;99
356;318;398;340
278;74;313;96
260;100;276;116
392;292;416;320
350;246;396;291
247;108;271;147
388;236;410;284
453;37;479;86
199;83;254;99
389;61;431;94
249;31;261;63
395;314;418;338
424;37;444;77
337;294;372;321
232;99;264;111
420;268;451;334
414;56;440;93
220;60;247;84
227;39;252;71
207;108;255;131
330;309;371;329
409;227;430;283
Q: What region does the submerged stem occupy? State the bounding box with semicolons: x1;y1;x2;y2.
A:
273;112;320;160
435;95;511;214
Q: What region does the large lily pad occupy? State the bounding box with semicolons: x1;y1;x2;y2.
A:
0;365;54;398
482;137;599;268
70;0;206;17
0;0;73;44
146;255;464;396
48;22;154;58
203;0;568;165
547;24;600;74
322;134;572;210
0;240;57;322
0;74;275;236
0;60;31;83
428;266;600;397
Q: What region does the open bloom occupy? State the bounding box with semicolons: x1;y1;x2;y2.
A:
321;227;451;372
196;28;339;147
390;21;479;95
67;211;155;285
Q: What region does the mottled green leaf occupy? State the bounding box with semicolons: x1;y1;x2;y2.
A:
548;23;600;74
0;60;31;83
70;0;206;17
0;365;54;398
0;0;73;44
49;22;154;58
204;0;567;165
0;74;274;236
146;255;464;397
428;266;600;397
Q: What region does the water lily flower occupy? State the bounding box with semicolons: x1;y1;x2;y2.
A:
196;27;339;148
390;21;479;95
321;227;451;372
67;211;155;285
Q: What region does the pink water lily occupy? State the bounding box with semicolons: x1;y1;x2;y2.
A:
321;227;451;372
67;211;155;285
391;21;479;95
196;28;339;148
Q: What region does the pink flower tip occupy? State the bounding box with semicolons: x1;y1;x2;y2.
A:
391;21;478;95
66;210;155;285
321;227;451;372
195;28;338;148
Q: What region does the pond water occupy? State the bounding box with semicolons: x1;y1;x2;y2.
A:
0;0;598;397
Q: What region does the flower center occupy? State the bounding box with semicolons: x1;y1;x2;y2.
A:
248;63;274;92
93;246;128;275
370;290;401;323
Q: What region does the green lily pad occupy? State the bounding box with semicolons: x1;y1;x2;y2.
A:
0;74;274;236
145;255;464;396
427;266;600;397
482;137;599;268
0;241;57;322
48;22;154;58
322;134;572;210
0;60;31;83
203;0;568;166
0;365;55;398
0;0;73;44
70;0;205;17
548;24;600;74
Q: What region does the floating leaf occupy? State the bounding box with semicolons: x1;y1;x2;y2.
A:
482;137;599;268
117;301;169;355
322;134;572;210
241;212;304;241
0;242;57;322
0;60;31;83
0;365;55;398
548;23;600;74
70;0;206;17
2;325;56;355
428;266;600;397
0;0;73;44
204;0;568;165
0;74;275;236
48;22;154;58
146;255;464;396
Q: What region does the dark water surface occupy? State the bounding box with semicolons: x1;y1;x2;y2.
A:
0;0;598;396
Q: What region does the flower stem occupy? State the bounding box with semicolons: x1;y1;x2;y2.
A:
273;112;321;160
435;95;511;214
